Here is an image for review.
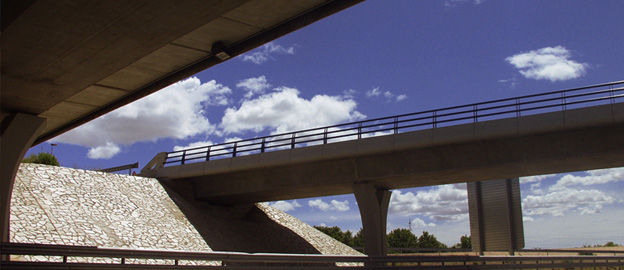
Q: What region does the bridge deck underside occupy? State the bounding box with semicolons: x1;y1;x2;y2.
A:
146;104;624;204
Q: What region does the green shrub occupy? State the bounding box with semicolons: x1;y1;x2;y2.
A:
23;152;60;166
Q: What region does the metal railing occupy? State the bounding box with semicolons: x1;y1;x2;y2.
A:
2;243;623;269
164;80;624;166
98;162;139;175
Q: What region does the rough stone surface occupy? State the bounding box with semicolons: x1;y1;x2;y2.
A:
10;163;359;262
257;203;361;256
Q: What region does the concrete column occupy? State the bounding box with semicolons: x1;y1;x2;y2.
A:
467;178;524;254
1;113;47;242
353;183;391;256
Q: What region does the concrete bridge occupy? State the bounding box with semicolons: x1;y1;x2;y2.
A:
142;81;624;255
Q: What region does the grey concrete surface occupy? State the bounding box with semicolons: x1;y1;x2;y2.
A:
142;103;624;204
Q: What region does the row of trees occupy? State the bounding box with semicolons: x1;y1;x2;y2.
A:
22;152;60;166
313;226;471;251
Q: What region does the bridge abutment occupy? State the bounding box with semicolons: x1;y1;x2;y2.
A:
353;183;391;256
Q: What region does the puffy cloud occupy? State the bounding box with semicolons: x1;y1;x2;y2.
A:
523;188;615;216
220;86;365;134
239;42;295;65
237;76;271;99
308;199;350;212
86;142;120;159
389;184;469;221
366;87;407;102
409;217;436;229
520;174;557;184
53;77;231;159
506;46;588;82
549;168;624;191
270;200;301;212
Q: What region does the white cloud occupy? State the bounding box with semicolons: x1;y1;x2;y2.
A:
389;184;469;221
220;86;365;134
409;217;436;229
86;142;120;159
445;0;486;7
343;89;358;99
506;46;588;82
365;87;407;102
549;168;624;191
270;200;301;212
366;87;381;98
519;173;557;184
523;188;615;217
239;42;295;65
173;141;214;152
308;199;350;212
53;77;231;159
237;76;271;99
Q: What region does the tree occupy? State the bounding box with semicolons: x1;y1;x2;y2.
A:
353;228;364;248
417;231;446;249
313;226;355;247
459;235;471;249
23;152;60;166
387;228;417;248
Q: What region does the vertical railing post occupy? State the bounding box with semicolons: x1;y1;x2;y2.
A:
233;142;237;157
433;111;437;128
473;105;478;123
323;128;328;144
358;123;363;139
394;117;399;134
181;150;187;165
515;98;521;117
261;138;266;153
561;92;567;111
291;133;296;149
206;146;211;161
609;85;615;105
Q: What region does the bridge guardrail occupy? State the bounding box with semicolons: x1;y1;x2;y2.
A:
3;242;623;269
163;80;624;166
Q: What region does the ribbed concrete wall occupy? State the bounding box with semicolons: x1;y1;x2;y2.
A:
10;163;359;257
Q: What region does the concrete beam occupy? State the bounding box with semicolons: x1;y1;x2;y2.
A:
1;113;46;242
353;183;390;256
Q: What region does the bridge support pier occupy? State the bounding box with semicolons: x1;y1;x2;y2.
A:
467;178;524;254
1;113;47;243
353;183;391;256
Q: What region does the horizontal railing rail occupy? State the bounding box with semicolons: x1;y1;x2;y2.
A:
2;243;623;269
163;80;624;166
98;162;139;174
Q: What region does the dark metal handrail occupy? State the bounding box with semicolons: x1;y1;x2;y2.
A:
3;242;623;269
164;80;624;166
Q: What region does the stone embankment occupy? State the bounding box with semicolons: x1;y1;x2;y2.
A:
10;163;360;258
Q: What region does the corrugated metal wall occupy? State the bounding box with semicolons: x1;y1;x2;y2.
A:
468;178;524;253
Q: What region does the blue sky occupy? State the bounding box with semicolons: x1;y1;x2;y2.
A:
29;0;624;248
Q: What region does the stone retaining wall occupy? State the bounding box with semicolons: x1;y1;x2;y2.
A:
10;163;359;257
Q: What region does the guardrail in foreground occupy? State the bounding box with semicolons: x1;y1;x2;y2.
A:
163;80;624;166
2;242;623;269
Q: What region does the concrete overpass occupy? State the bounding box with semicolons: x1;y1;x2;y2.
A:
141;81;624;255
142;81;624;203
1;0;363;245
